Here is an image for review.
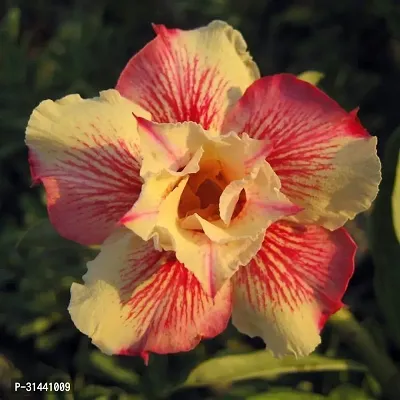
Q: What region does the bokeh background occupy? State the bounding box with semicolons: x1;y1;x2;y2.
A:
1;0;400;399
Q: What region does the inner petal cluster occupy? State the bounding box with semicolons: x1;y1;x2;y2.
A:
122;120;301;294
178;156;246;227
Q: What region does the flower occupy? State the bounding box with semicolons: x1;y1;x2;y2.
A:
26;20;381;362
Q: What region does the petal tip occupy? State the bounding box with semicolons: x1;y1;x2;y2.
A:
151;23;163;35
141;351;150;365
119;348;150;365
27;149;41;185
135;115;152;131
350;107;360;118
152;23;178;37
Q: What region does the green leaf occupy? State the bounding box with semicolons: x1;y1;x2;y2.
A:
392;152;400;242
180;352;365;389
297;71;325;86
248;389;326;400
90;351;140;386
0;354;22;383
16;219;98;260
78;385;142;400
16;219;80;251
328;384;374;400
44;391;74;400
0;8;21;41
43;372;74;400
75;349;140;389
370;127;400;346
18;313;62;338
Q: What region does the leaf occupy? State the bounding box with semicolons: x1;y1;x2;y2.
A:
90;351;140;386
392;151;400;242
328;384;374;400
297;71;325;86
44;372;74;400
75;349;140;389
78;385;142;400
180;352;365;389
248;389;326;400
16;219;80;251
0;354;22;385
0;8;21;41
44;390;74;400
370;127;400;346
18;313;62;338
16;219;98;261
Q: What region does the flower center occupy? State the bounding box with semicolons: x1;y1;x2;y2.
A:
178;159;246;224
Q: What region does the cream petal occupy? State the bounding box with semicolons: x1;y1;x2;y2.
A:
232;221;356;357
223;74;381;230
154;179;265;296
120;171;181;240
69;228;232;357
196;163;302;242
117;20;259;130
126;121;285;246
135;118;208;178
26;90;150;245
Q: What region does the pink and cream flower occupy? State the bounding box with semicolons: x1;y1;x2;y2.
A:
26;21;381;362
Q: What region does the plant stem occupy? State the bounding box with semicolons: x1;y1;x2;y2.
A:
329;308;400;400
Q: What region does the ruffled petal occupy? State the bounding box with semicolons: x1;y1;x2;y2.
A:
232;221;356;358
68;229;232;357
120;121;299;296
134;118;207;178
116;20;259;130
123;122;285;247
120;171;181;240
222;74;381;230
26;90;150;245
135;119;271;179
155;178;266;296
195;163;302;241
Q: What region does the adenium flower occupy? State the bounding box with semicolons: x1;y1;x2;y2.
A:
26;21;381;362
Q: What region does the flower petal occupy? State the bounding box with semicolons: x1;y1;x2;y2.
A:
68;228;232;356
222;74;381;230
116;20;259;130
120;171;180;240
26;90;150;245
136;119;270;180
155;179;265;296
125;122;279;243
196;163;302;241
232;221;356;358
135;118;207;178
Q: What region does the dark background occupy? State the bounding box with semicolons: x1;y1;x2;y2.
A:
1;0;400;399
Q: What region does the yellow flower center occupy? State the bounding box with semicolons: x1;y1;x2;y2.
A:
178;159;246;224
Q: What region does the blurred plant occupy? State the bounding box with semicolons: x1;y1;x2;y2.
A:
1;1;400;399
371;126;400;349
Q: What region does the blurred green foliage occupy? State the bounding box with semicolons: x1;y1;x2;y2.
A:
371;127;400;348
1;0;400;399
